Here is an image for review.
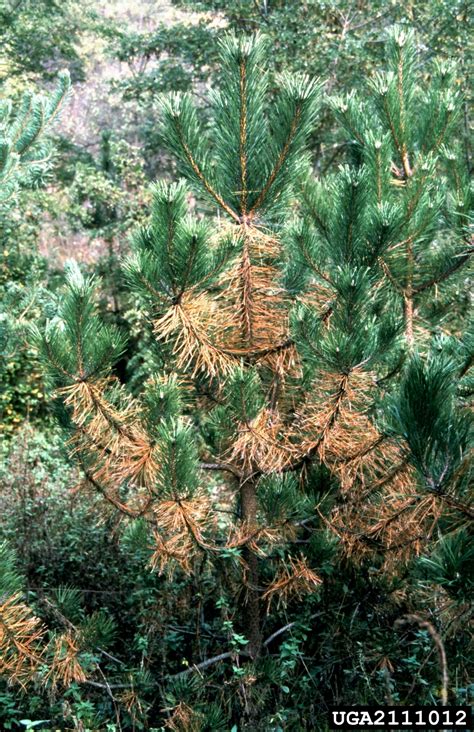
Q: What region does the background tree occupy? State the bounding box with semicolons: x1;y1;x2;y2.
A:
0;0;98;86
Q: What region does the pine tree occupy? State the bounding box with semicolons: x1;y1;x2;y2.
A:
330;26;471;348
0;73;76;687
0;70;71;203
0;72;71;430
0;541;46;688
31;30;471;723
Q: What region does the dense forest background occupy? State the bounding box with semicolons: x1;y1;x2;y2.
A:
0;1;472;730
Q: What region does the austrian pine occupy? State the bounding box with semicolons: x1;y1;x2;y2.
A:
31;30;471;720
0;71;100;691
330;26;471;348
0;71;71;402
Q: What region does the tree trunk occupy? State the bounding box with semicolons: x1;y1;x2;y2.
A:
240;478;262;659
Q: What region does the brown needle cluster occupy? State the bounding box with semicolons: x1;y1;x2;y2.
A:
45;631;87;688
262;557;322;611
0;593;46;688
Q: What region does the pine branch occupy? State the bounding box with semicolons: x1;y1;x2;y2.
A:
82;466;151;519
239;239;255;345
249;106;302;216
239;58;249;215
171;113;240;223
199;462;243;479
262;612;323;647
396;42;412;179
170;610;325;679
170;650;244;679
413;248;472;294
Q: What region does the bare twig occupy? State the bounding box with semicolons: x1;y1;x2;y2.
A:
169;650;244;679
262;611;323;647
199;462;242;479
